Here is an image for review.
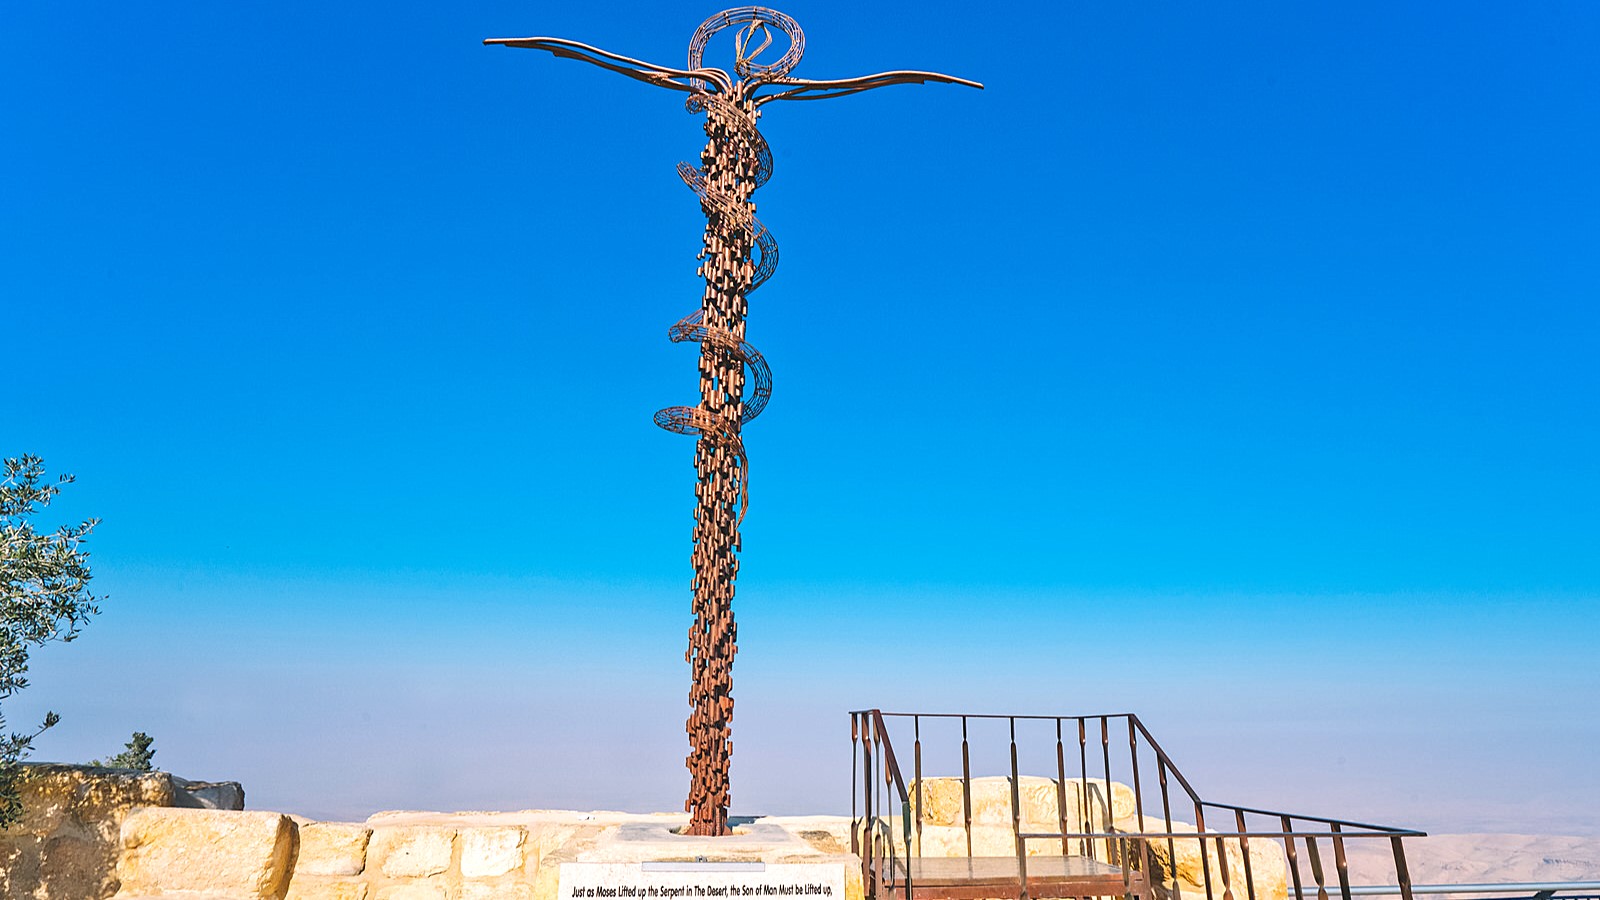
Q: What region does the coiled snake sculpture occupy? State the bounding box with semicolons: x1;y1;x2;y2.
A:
488;7;980;836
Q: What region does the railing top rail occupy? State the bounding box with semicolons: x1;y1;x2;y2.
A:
1122;713;1207;805
1200;800;1428;834
857;710;910;803
853;709;1141;721
1341;884;1600;897
1017;828;1427;840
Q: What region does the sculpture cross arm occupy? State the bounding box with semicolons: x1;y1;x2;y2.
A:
484;36;733;94
754;69;983;104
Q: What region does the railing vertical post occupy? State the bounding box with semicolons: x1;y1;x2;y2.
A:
852;714;860;857
961;716;974;860
884;716;903;897
863;716;875;900
1195;803;1216;900
1331;823;1351;900
1235;809;1257;900
1129;718;1146;834
1078;718;1093;861
914;715;924;859
1304;835;1329;900
1214;831;1236;900
1158;755;1177;897
1055;719;1070;860
1282;816;1305;900
1126;718;1146;897
1391;837;1414;900
1100;716;1114;856
1009;717;1030;900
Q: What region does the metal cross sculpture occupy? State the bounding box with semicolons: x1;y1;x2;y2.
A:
488;7;979;837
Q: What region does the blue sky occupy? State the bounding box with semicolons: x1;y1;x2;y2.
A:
4;2;1597;831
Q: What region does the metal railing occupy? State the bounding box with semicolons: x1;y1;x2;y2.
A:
851;710;1426;900
1342;884;1600;898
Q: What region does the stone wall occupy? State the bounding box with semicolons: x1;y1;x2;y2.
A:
0;768;860;900
0;763;245;900
104;808;864;900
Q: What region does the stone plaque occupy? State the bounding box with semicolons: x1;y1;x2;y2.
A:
559;862;846;900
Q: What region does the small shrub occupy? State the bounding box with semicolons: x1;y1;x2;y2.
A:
89;732;156;772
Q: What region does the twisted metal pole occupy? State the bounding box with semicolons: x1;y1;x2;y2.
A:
488;6;979;836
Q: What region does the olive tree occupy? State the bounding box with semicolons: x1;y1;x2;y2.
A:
0;454;101;827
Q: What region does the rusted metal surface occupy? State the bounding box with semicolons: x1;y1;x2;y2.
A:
850;710;1425;900
487;10;979;837
889;857;1144;900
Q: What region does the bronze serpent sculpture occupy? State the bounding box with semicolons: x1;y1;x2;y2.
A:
488;7;979;836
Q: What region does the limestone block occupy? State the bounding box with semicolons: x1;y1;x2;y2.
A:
1136;820;1288;900
298;823;373;876
18;764;176;837
907;776;1017;826
115;807;294;899
796;829;848;855
523;821;615;900
914;824;978;857
371;825;456;877
1072;778;1138;828
909;776;1135;832
842;859;864;900
172;776;247;811
460;826;527;877
530;848;564;900
377;884;448;900
527;834;600;900
530;823;585;862
38;833;106;894
287;879;372;900
961;776;1018;826
1248;845;1291;900
0;843;35;900
910;777;965;827
463;883;535;900
1;765;235;900
913;824;1064;858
